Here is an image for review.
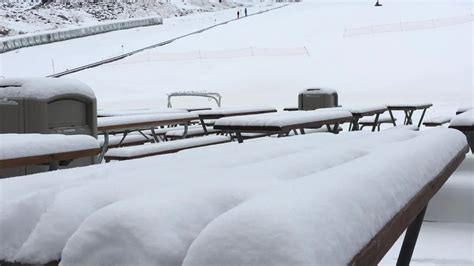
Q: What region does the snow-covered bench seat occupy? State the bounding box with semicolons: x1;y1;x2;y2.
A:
97;108;188;117
422;115;452;127
97;113;199;162
338;105;387;131
0;128;468;266
214;109;353;143
359;115;397;131
104;135;231;161
196;107;277;134
449;110;473;153
98;134;150;148
0;134;100;171
165;127;221;140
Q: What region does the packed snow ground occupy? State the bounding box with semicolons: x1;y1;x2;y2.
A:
0;128;468;265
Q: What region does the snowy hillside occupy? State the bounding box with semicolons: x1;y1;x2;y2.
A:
0;0;262;36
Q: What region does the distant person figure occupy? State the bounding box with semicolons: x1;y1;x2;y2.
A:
244;8;248;16
237;10;240;19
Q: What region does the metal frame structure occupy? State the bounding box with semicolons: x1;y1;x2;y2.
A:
167;91;222;108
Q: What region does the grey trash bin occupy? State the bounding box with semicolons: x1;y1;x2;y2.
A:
298;88;338;110
0;78;98;178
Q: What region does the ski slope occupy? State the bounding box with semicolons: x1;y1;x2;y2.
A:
61;0;472;117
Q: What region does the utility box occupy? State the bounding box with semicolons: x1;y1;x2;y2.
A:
0;78;97;177
298;88;338;110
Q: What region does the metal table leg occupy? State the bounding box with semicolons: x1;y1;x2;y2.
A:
371;113;380;132
183;122;189;138
389;110;397;126
417;108;428;128
49;161;59;171
199;118;208;135
98;131;109;163
396;206;427;266
117;130;130;146
235;132;244;143
351;117;360;131
406;110;415;125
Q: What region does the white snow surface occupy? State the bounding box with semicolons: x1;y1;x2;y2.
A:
450;110;474;127
97;112;198;128
0;134;99;160
0;128;467;265
0;78;95;100
105;135;230;157
214;109;352;128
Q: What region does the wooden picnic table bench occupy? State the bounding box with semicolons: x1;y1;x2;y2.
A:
284;106;387;131
213;109;353;143
97;113;198;162
104;136;231;162
422;115;452;127
343;106;388;131
0;134;100;172
97;108;187;117
196;107;278;134
387;103;433;128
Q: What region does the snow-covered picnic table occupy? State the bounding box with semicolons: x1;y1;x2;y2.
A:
285;106;387;131
449;110;473;153
387;103;433;128
97;112;199;161
0;128;468;265
0;134;100;171
214;109;353;142
97;108;188;117
196;107;277;134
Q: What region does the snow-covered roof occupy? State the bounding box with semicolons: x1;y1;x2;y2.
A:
0;78;95;100
0;134;99;160
450;110;473;127
0;128;467;265
214;109;352;128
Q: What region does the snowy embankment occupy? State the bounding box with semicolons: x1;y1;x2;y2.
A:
0;0;259;37
0;128;467;265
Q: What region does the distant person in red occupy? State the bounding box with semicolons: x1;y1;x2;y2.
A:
237;10;240;19
244;8;248;17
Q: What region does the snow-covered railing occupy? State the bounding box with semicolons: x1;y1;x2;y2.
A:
0;16;163;54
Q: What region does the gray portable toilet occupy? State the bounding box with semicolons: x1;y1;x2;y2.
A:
0;78;97;177
298;88;338;110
